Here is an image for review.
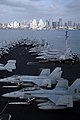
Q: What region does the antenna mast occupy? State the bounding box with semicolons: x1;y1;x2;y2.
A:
65;29;68;50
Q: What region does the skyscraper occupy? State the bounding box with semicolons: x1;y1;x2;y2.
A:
58;18;62;28
49;19;53;29
38;19;45;29
68;21;72;27
30;19;37;29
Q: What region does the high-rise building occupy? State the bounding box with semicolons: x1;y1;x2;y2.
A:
49;19;53;28
38;19;45;29
0;23;2;28
30;19;37;29
52;21;57;28
68;21;72;27
45;20;49;28
13;21;19;28
58;18;62;28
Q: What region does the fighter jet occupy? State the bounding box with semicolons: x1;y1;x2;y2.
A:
2;79;72;109
0;60;16;72
17;78;80;110
0;67;62;88
36;49;62;61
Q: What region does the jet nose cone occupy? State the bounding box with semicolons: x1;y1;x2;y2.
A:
2;92;21;98
2;93;10;98
2;92;16;98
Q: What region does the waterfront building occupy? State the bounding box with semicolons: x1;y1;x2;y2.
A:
49;19;53;29
0;23;2;29
13;21;20;28
68;21;72;27
20;20;30;29
58;18;62;28
52;21;57;28
8;21;20;29
45;20;49;29
38;19;45;30
30;19;37;29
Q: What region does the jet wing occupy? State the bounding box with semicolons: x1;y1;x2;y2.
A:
49;94;73;107
32;78;51;88
49;94;60;104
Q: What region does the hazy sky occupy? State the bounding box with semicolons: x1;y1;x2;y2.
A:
0;0;80;23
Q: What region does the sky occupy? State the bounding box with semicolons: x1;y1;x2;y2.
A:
0;0;80;23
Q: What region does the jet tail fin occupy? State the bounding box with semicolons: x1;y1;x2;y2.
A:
49;67;62;78
49;67;62;84
4;60;16;72
40;69;50;76
68;78;80;94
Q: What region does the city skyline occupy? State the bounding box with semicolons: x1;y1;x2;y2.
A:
0;0;80;23
1;18;80;30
